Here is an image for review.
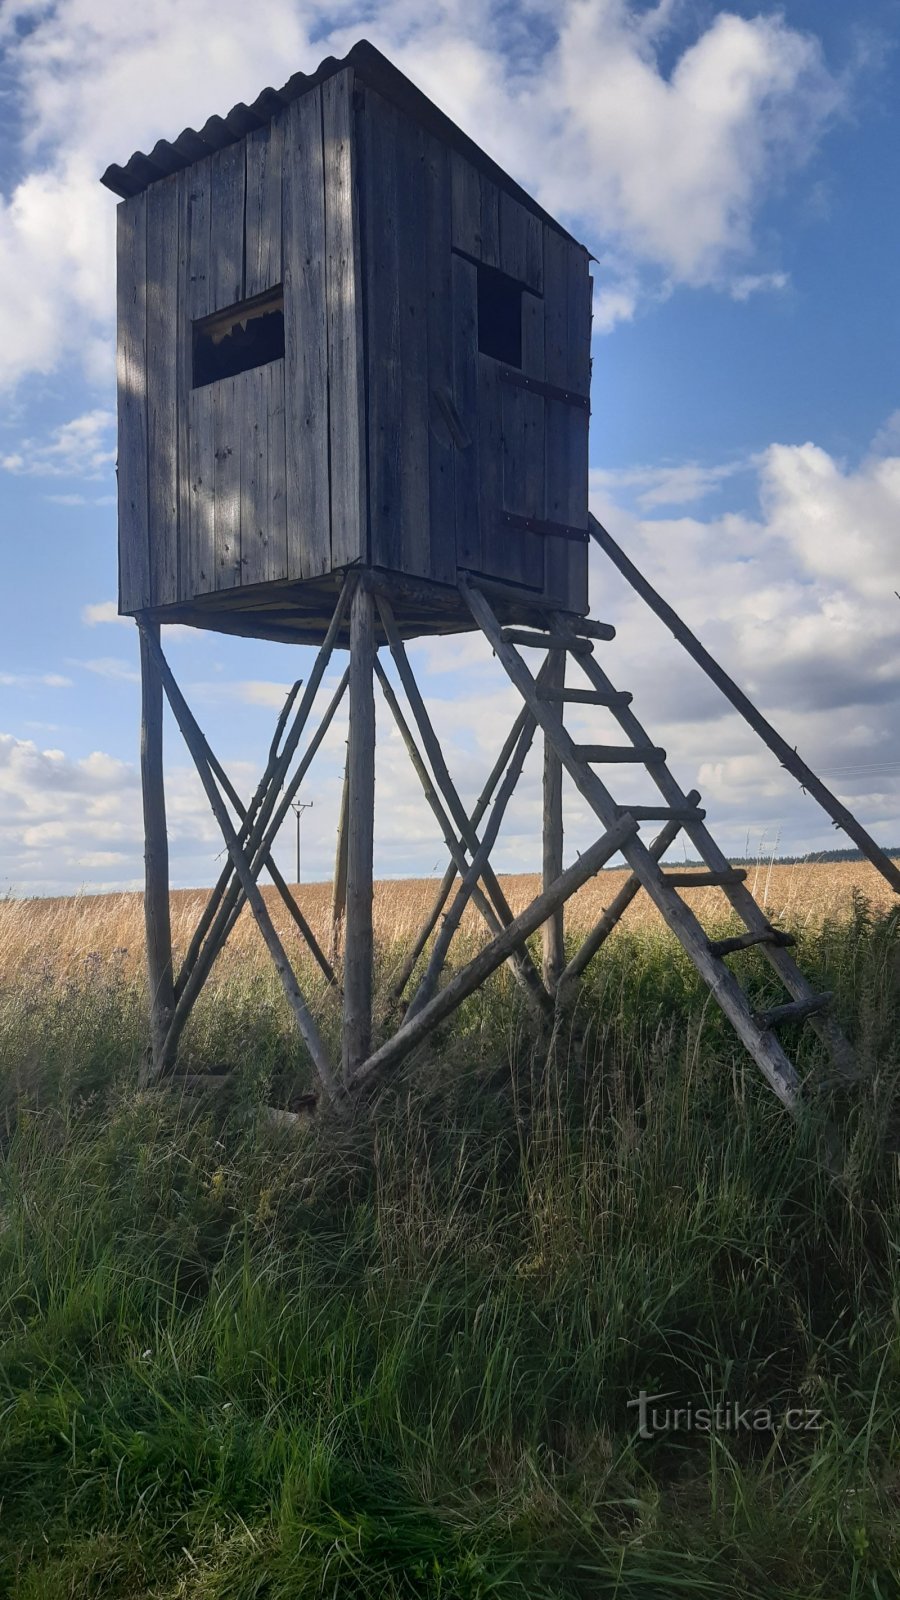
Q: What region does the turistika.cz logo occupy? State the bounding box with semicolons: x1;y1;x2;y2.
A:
628;1389;824;1440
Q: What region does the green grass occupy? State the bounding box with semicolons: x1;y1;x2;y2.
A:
0;898;899;1597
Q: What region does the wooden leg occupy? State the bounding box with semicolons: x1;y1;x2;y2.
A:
143;629;345;1110
138;619;175;1085
332;751;350;963
542;648;565;991
349;814;640;1093
342;583;376;1079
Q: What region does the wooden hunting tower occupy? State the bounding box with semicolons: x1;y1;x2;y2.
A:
103;40;895;1125
104;39;591;640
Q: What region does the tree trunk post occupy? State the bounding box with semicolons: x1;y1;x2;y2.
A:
542;648;565;990
138;618;175;1084
342;581;376;1079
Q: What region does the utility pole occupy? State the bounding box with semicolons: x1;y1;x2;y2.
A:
291;799;314;884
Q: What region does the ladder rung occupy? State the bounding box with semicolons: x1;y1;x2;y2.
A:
576;744;666;764
501;628;594;653
709;928;796;958
616;805;705;822
538;686;633;707
566;618;617;642
754;992;832;1030
663;869;747;888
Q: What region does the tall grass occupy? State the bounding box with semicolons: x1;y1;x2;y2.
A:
0;895;898;1596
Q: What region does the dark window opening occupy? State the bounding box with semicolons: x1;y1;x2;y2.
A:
192;288;284;389
477;263;523;367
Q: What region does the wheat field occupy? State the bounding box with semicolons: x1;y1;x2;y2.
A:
1;856;896;984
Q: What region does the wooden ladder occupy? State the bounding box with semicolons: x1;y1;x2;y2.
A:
461;579;857;1112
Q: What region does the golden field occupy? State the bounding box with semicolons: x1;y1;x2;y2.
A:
1;855;896;985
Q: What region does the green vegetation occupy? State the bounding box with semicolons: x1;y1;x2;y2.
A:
0;897;899;1597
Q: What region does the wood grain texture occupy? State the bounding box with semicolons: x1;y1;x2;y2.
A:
188;384;216;593
451;251;480;572
396;112;431;578
238;365;267;588
213;377;241;589
146;175;179;607
116;193;150;612
500;289;544;589
423;132;456;584
362;90;403;574
543;228;589;612
209;140;245;312
323;70;366;569
450;150;482;257
265;359;288;581
499;189;542;292
245;113;283;299
283;87;331;580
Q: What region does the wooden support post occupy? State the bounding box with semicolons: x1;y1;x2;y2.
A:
542;648;565;991
342;581;376;1079
375;593;553;1013
557;791;701;994
389;705;531;1003
138;619;176;1086
375;658;551;1022
162;600;351;1067
589;514;900;895
406;711;537;1021
144;630;345;1110
332;750;350;962
349;814;640;1092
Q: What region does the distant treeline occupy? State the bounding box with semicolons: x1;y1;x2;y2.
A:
645;846;900;869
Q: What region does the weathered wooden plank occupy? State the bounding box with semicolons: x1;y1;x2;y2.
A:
238;365;267;587
499;189;542;292
451;251;480;571
175;171;192;602
323;70;366;569
188;383;216;593
116;193;150;613
146;175;179;608
543;228;589;611
422;132;456;585
476;350;505;581
500;288;544;589
213;377;240;589
185;164;211;323
479;172;501;269
266;359;288;582
363;89;403;574
396;111;431;578
245;113;283;299
283;86;331;580
209;140;245;311
542;648;565;989
450;149;482;257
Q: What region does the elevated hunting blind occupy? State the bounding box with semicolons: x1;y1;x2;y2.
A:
106;40;590;639
104;42;897;1123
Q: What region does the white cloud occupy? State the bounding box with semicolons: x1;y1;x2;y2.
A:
592;459;749;510
0;671;73;688
2;409;116;477
82;600;129;626
0;1;850;389
75;656;140;683
729;270;790;301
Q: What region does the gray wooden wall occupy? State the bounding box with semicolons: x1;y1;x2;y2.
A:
358;86;591;614
117;70;365;615
116;66;589;619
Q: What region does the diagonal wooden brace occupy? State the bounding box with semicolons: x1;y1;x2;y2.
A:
349;814;641;1092
142;627;346;1110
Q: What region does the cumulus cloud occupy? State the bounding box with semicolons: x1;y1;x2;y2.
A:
1;409;116;476
0;0;850;391
82;600;129;627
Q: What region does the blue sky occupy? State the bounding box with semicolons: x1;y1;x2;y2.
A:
1;0;898;895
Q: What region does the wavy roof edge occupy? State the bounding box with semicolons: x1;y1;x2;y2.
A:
99;39;582;249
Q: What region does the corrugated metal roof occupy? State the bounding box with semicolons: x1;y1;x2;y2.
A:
99;38;581;246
